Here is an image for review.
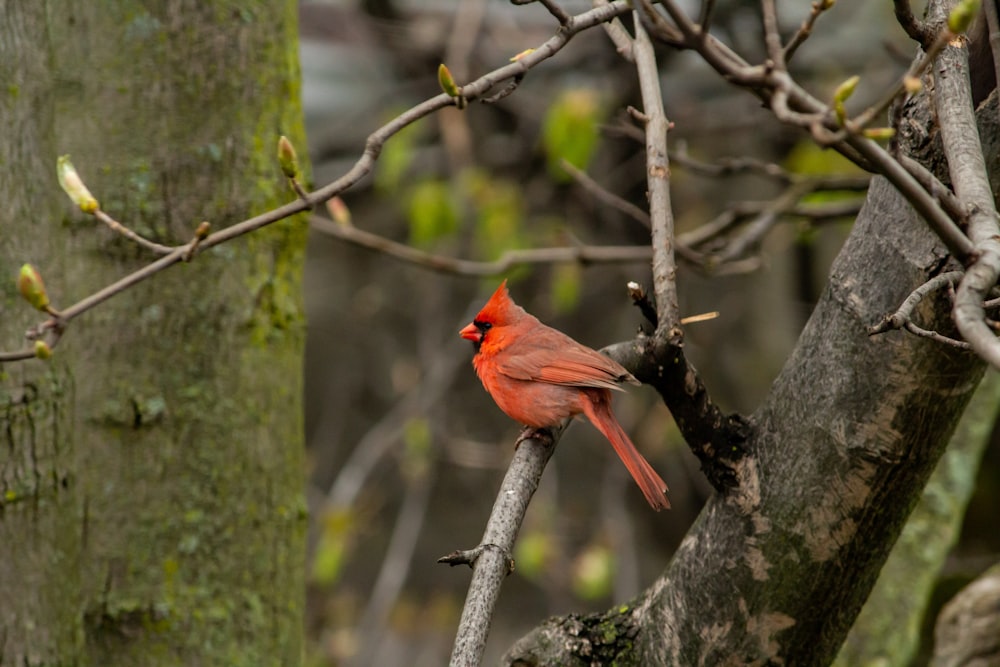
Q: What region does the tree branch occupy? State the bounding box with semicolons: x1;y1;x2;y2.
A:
936;28;1000;367
444;430;561;667
1;0;637;364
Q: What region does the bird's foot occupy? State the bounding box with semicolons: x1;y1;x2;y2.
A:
515;426;554;449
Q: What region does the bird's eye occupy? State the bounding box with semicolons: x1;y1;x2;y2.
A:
476;320;492;332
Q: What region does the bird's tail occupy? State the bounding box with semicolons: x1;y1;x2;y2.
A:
582;394;670;511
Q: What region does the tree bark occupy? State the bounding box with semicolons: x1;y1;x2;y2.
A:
504;74;1000;667
0;2;307;664
834;371;1000;666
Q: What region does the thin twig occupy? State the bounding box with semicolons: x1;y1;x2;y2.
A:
93;209;173;255
559;159;650;227
594;0;635;61
937;35;1000;367
513;0;573;26
446;431;560;667
0;1;637;363
714;181;814;262
894;0;934;48
633;12;681;334
698;0;717;33
634;0;974;261
310;216;651;275
784;0;835;62
869;271;963;335
760;0;786;70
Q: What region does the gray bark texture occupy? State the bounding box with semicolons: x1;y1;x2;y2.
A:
0;2;308;665
834;371;1000;666
504;53;1000;667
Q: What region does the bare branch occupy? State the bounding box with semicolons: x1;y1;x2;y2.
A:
93;209;173;255
698;0;717;33
559;159;650;228
511;0;573;27
895;0;934;48
935;35;1000;367
633;12;681;333
869;271;972;349
760;0;787;70
1;0;637;363
784;0;835;62
634;0;974;261
594;0;635;62
446;431;560;667
310;216;651;275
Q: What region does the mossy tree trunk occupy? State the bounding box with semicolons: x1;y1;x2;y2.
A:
0;2;307;665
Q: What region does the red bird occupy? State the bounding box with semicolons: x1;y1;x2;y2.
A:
459;280;670;510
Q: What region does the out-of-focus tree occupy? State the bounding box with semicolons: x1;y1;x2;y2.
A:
0;2;307;664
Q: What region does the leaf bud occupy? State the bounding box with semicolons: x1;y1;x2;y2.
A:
57;155;99;213
277;136;300;179
17;264;50;312
437;64;461;98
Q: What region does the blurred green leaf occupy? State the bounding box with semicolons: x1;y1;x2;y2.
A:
465;170;525;259
550;263;582;313
514;531;554;581
784;140;865;206
376;114;423;194
784;139;860;176
408;180;459;248
571;543;615;600
542;89;604;182
311;510;354;586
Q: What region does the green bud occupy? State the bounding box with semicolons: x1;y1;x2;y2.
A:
863;127;896;141
194;221;211;239
326;197;352;227
437;64;461;98
948;0;980;34
833;75;860;125
57;155;99;213
17;264;50;311
34;341;52;360
277;135;299;179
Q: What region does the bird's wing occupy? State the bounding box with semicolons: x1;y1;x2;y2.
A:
499;337;639;391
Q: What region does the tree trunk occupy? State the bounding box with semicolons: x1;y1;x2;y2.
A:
0;2;308;664
504;70;1000;667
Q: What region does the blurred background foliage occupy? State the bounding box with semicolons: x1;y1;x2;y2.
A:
296;2;1000;665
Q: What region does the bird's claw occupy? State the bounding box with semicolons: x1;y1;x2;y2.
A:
514;426;554;449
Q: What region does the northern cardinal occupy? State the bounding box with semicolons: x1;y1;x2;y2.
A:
459;280;670;510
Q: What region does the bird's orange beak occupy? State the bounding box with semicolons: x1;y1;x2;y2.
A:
459;322;482;342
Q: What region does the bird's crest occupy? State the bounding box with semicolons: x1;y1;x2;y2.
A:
476;279;524;326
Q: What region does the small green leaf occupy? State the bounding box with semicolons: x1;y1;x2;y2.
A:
948;0;980;33
375;113;422;194
408;180;459;247
541;89;604;182
514;531;554;581
571;544;615;600
551;263;582;313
